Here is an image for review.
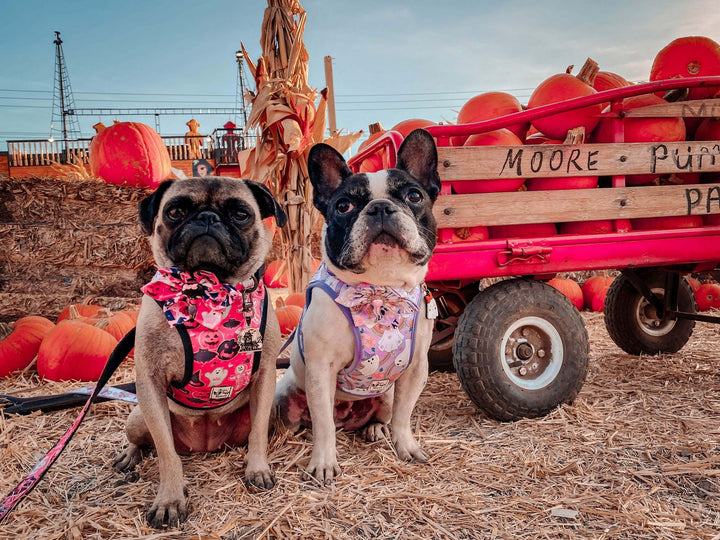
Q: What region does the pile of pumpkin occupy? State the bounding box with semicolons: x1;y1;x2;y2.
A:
360;35;720;241
0;305;138;382
547;273;720;313
0;291;310;382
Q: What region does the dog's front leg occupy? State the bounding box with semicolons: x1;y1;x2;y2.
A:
244;353;277;489
134;369;188;528
303;355;342;484
390;320;431;463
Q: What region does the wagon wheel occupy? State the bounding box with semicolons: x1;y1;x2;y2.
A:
427;282;478;372
453;278;589;421
604;268;696;355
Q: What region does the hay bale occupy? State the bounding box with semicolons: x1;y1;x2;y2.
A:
0;176;153;321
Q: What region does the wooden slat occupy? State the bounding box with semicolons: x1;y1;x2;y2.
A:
434;182;720;228
622;98;720;118
438;141;720;181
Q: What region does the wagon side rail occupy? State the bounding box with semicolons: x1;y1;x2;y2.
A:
347;76;720;281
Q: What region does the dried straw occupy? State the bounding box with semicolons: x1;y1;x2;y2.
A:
2;312;720;539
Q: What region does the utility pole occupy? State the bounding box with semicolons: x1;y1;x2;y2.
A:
324;56;338;137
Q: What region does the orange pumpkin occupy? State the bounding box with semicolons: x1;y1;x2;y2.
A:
453;92;527;145
547;278;584;311
559;220;616;235
89;121;172;188
650;36;720;100
74;307;137;341
283;292;307;309
593;71;632;93
358;129;387;173
592;94;686;185
447;226;489;243
455;129;525;193
527;60;603;140
488;223;557;239
276;304;303;335
265;259;288;288
0;316;55;378
581;276;615;312
390;118;436;138
685;276;702;292
695;282;720;311
37;320;118;382
631;215;703;230
56;303;103;323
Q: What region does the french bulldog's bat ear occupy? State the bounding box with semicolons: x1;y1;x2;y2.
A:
307;143;352;215
396;129;442;201
245;180;288;228
138;179;175;235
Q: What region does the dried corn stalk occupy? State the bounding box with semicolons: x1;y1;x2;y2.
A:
239;0;360;292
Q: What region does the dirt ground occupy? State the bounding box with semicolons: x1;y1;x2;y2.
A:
2;311;720;539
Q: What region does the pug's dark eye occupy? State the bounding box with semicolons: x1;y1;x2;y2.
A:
231;208;251;223
405;189;424;205
336;199;354;214
166;206;187;222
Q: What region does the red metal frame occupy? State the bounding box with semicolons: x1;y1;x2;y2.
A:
346;77;720;283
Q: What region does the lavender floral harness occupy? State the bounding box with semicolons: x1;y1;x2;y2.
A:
298;264;423;397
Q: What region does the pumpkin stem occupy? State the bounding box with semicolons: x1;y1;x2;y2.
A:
93;319;111;330
96;308;114;318
563;126;586;145
275;296;287;309
368;122;385;135
68;305;81;320
576;58;599;86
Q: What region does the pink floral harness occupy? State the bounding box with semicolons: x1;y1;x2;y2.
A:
298;263;423;397
141;267;267;409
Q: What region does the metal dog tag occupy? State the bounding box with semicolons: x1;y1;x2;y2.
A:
425;297;439;320
236;327;263;352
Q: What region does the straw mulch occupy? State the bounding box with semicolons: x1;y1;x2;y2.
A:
2;312;720;539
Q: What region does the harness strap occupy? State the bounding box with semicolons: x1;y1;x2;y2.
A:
0;328;136;524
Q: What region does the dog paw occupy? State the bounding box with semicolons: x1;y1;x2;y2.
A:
245;468;276;490
304;458;341;486
113;444;143;472
362;422;390;442
146;487;189;529
394;440;429;463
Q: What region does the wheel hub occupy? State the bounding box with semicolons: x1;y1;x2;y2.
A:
502;316;563;390
636;288;677;336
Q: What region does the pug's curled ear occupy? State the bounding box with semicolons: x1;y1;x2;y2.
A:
139;179;175;236
245;180;288;228
307;143;352;216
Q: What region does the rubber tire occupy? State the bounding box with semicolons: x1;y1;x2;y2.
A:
604;269;696;355
453;278;589;421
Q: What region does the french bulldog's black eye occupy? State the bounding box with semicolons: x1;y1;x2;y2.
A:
405;189;424;205
336;199;354;214
166;206;187;222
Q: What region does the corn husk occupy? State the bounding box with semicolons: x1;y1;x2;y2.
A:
239;0;360;292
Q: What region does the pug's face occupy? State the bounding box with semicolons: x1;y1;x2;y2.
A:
139;177;286;283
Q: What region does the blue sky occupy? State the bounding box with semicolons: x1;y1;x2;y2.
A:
1;0;719;151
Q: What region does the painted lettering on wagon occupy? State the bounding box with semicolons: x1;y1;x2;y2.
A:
500;143;720;177
651;143;720;173
500;147;599;176
686;186;720;215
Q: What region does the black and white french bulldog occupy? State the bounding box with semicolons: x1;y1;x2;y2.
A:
114;176;286;528
275;129;441;484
